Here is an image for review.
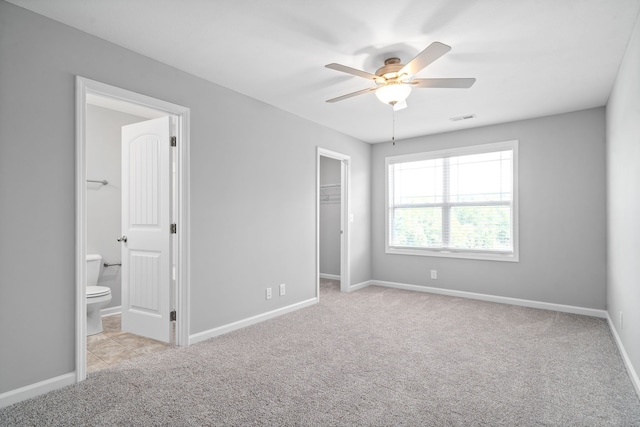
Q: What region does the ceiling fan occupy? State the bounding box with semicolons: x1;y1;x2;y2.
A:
325;42;475;111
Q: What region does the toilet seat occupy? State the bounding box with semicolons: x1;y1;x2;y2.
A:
87;285;111;298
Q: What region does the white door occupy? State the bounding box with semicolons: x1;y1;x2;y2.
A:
120;116;172;343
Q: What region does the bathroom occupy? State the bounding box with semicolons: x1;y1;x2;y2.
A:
86;99;150;317
85;97;171;371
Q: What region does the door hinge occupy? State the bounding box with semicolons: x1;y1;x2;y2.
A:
170;136;177;147
170;223;177;234
170;310;176;322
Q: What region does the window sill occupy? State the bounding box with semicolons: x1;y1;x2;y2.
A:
386;247;519;262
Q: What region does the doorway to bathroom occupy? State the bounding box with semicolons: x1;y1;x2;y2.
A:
75;77;191;382
317;148;351;295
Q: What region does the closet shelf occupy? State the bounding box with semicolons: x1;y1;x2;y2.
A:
320;184;341;204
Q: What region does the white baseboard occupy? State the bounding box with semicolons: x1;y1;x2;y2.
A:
189;297;318;345
347;280;372;293
0;372;75;409
606;313;640;399
319;273;340;280
370;280;608;318
101;305;121;317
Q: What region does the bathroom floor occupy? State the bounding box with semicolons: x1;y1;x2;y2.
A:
87;314;172;373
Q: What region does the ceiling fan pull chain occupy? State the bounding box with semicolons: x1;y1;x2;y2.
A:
392;108;396;145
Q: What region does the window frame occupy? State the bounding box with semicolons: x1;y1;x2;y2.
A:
385;140;519;262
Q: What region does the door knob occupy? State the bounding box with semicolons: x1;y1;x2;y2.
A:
117;235;128;243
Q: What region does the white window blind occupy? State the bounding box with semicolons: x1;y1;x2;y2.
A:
386;141;518;261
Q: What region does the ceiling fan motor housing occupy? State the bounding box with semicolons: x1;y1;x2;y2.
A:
375;58;407;85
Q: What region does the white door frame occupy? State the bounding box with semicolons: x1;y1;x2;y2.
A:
75;76;191;382
317;147;351;295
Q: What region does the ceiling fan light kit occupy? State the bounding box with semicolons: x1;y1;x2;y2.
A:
325;41;475;110
375;83;412;108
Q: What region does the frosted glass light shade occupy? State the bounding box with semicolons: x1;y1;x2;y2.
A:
375;84;412;105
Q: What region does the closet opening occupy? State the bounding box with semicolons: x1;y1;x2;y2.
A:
316;148;351;296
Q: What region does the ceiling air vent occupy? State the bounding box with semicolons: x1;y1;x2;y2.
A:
449;114;476;122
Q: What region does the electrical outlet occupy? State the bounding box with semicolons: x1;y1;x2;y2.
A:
620;311;624;330
266;288;272;300
279;283;286;296
430;270;437;279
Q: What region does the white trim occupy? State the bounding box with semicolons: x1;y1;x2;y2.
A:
189;298;318;345
101;306;122;317
386;247;519;262
75;76;191;385
317;148;351;294
75;77;88;384
607;313;640;399
0;373;75;409
174;108;191;348
347;280;372;293
319;273;340;281
371;280;607;318
386;140;519;165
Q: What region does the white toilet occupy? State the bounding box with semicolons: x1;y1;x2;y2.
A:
86;254;112;336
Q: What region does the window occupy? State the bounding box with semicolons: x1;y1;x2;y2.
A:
386;140;518;261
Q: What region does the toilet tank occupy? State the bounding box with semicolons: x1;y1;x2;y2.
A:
86;254;102;286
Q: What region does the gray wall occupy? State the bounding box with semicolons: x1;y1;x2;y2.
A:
319;157;341;276
606;12;640;387
0;1;371;394
86;105;147;309
371;108;607;309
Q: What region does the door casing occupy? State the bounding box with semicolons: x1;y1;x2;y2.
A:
75;76;191;382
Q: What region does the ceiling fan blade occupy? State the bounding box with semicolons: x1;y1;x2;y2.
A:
326;87;377;103
325;63;379;81
399;42;452;76
410;78;476;88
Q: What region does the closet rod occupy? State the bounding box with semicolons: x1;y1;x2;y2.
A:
87;179;108;185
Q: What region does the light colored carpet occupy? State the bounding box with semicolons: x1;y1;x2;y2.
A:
2;280;639;426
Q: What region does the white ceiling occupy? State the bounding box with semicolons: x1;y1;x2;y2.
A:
8;0;640;143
